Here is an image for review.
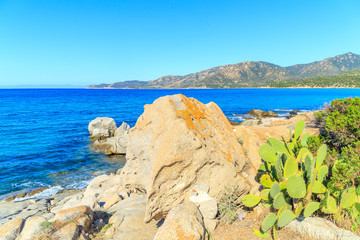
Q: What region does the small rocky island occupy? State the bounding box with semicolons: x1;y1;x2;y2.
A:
0;94;359;240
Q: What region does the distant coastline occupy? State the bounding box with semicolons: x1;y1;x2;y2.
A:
87;52;360;89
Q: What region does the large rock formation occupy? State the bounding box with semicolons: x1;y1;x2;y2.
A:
118;94;250;222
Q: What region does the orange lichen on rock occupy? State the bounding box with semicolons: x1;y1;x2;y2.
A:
175;95;207;137
222;150;232;163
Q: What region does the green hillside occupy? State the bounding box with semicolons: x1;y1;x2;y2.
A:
269;70;360;88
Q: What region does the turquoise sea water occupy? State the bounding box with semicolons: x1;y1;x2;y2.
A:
0;88;359;199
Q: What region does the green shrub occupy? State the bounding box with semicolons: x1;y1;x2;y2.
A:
307;135;325;154
315;97;360;193
321;97;360;149
329;142;360;192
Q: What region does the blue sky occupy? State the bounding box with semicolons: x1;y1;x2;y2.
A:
0;0;359;86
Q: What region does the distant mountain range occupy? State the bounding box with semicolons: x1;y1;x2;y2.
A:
87;52;360;89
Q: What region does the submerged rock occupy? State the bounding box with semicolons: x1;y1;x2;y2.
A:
247;109;278;118
118;94;249;222
289;110;301;118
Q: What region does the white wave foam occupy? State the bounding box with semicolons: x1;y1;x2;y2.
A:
65;179;92;190
13;185;64;202
9;178;94;203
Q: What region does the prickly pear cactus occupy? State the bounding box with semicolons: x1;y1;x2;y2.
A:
286;176;306;198
261;213;277;232
242;194;261;208
340;187;357;209
241;120;360;239
304;202;321;217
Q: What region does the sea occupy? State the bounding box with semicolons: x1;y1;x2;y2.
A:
0;88;359;200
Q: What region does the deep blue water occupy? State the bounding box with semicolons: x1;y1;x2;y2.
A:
0;88;359;199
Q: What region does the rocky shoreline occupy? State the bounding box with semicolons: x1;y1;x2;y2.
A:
1;94;359;240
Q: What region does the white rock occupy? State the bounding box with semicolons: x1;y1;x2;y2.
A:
88;117;117;140
286;217;360;240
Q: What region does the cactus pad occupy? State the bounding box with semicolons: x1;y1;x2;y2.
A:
277;209;296;228
253;229;271;239
294;120;305;140
242;194;261;208
287;176;306;199
312;181;326;194
301;132;310;147
270;183;281;199
322;194;338;214
284;156;298;179
267;137;287;154
340;187;356;209
260;174;275;188
297;148;310;162
304;202;321;217
259;144;277;163
274;155;284;182
316;144;327;169
261;212;277;232
273;192;287;209
260;189;271;201
317;165;328;183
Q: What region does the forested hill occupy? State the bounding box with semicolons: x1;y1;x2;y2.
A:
269;70;360;88
87;52;360;89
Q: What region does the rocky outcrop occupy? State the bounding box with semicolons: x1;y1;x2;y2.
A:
118;94;250;222
88;117;117;140
153;202;206;240
189;185;219;233
0;218;24;240
246;109;278;118
89;119;131;155
103;194;159;240
18;216;48;240
0;202;94;240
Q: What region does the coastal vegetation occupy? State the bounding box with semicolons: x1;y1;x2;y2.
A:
239;97;360;239
270;70;360;88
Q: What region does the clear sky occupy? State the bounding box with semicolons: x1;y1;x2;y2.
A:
0;0;359;86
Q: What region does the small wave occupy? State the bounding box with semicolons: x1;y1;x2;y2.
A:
65;179;92;190
13;186;64;202
6;178;93;203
